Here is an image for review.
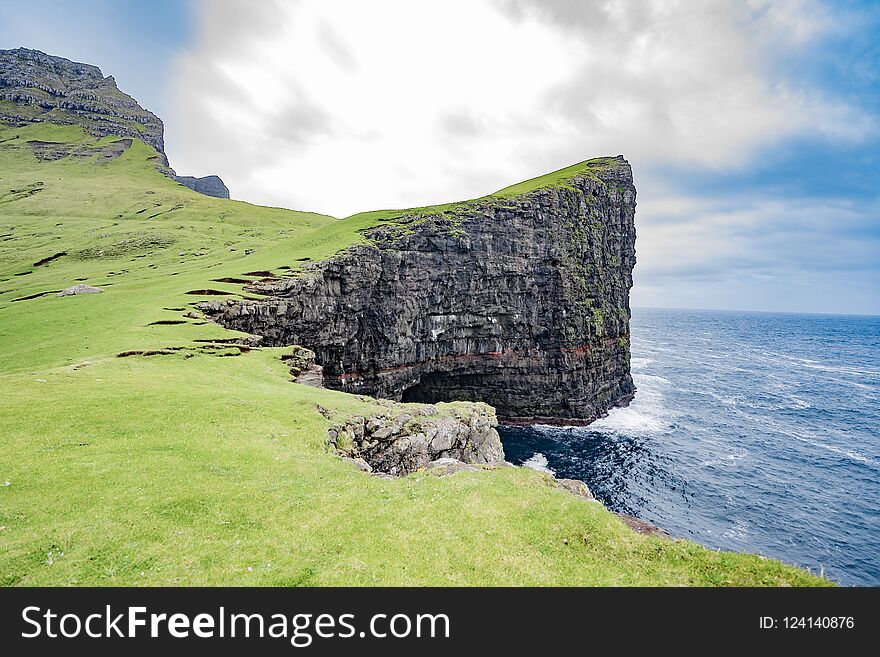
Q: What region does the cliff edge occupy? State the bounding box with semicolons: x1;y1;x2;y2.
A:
200;156;637;424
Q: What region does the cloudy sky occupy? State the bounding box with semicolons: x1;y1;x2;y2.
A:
2;0;878;314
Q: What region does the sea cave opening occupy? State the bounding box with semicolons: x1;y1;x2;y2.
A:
399;372;478;405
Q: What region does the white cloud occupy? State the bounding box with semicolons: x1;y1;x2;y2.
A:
166;0;873;218
631;190;880;312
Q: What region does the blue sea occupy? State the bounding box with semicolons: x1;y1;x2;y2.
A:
499;308;880;586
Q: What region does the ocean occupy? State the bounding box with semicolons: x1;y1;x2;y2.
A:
498;308;880;586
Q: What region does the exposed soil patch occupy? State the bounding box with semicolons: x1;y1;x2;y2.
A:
193;336;263;347
211;277;252;284
244;270;273;277
33;251;67;267
147;205;183;219
27;139;132;162
115;342;257;360
147;320;187;325
11;290;60;302
14;271;33;276
0;182;44;204
615;513;670;537
185;289;232;296
197;343;251;354
73;233;174;260
163;307;186;311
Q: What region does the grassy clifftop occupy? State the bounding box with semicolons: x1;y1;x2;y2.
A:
0;123;829;585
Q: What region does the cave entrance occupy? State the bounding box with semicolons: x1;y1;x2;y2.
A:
401;381;434;403
400;372;477;405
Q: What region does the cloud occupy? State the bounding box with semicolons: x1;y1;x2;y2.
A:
167;0;873;217
632;189;880;312
164;0;880;313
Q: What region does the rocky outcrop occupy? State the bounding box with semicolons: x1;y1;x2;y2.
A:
555;478;595;500
616;513;670;537
327;401;504;476
57;284;101;296
0;48;168;165
281;345;323;386
175;174;230;199
201;157;636;424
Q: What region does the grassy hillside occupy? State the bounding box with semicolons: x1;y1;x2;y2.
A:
0;124;829;585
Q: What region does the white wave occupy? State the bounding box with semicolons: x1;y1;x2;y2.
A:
635;373;671;385
701;447;749;468
630;357;654;370
522;452;554;475
590;373;673;437
722;517;750;541
800;438;879;467
774;353;879;378
746;413;879;468
701;390;738;408
799;361;878;377
782;394;812;410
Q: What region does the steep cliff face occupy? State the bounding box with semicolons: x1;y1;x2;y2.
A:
0;48;168;163
175;174;230;199
201;156;636;424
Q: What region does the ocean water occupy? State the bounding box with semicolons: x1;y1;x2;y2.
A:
499;308;880;586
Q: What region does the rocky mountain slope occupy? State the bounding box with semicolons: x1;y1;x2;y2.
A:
0;48;167;161
0;47;227;196
200;157;637;423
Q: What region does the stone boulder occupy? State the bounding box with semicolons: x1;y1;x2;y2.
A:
555;478;595;500
327;401;504;476
57;284;101;297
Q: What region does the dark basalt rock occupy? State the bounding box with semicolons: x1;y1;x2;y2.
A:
175;174;230;199
0;48;169;167
200;157;637;424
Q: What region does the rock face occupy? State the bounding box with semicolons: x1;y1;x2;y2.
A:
200;157;637;423
175;175;230;199
0;48;168;165
327;401;504;476
281;345;324;386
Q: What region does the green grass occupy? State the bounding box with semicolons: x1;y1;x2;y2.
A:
332;156;626;231
0;124;829;586
492;156;626;198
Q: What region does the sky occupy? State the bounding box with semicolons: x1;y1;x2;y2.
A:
1;0;878;314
